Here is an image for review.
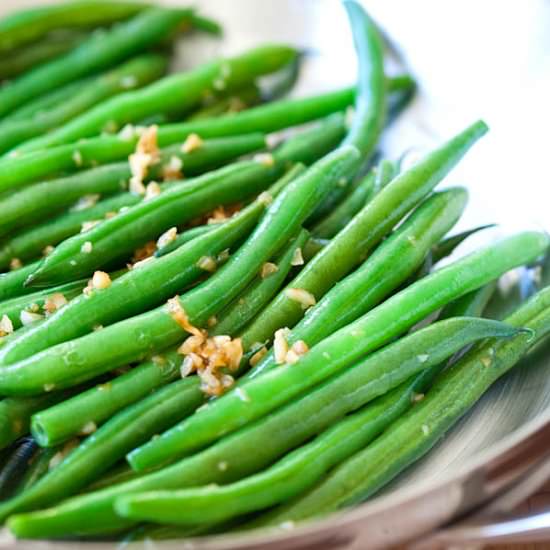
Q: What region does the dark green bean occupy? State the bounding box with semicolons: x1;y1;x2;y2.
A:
0;54;167;155
254;287;550;524
127;231;548;471
0;378;204;522
0;8;192;118
18;44;297;153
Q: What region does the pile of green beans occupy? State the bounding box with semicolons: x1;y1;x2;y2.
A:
0;0;546;544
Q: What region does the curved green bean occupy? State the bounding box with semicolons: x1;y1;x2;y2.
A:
0;8;192;118
0;54;167;155
18;44;297;153
25;115;345;286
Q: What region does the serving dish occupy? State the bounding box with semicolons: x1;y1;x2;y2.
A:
1;0;549;547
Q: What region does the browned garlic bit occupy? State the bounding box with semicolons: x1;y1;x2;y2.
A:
260;262;278;278
81;241;93;254
257;191;273;206
162;155;184;181
291;247;304;266
44;293;68;315
144;181;161;201
156;227;178;250
249;345;268;367
197;255;217;272
84;271;112;295
132;241;156;264
181;133;203;154
273;328;309;365
42;245;55;256
9;258;22;270
129;125;160;194
168;297;243;396
0;315;14;337
285;287;316;309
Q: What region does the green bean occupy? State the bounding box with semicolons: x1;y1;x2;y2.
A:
255;287;550;524
213;230;310;337
130;187;467;469
0;8;192;119
1;317;521;537
0;31;86;81
245;187;467;381
155;164;307;258
311;159;396;239
0;194;138;271
18;44;297;153
3;77;95;123
0;54;167;155
0;377;204;522
0;85;357;191
30;352;181;448
241;121;488;350
0;147;361;393
0;133;267;237
186;84;262;121
116;315;520;526
0;1;152;54
25;115;345;287
0;262;41;302
432;223;496;264
128;231;548;471
0;166;306;368
0;393;69;450
0;279;87;330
